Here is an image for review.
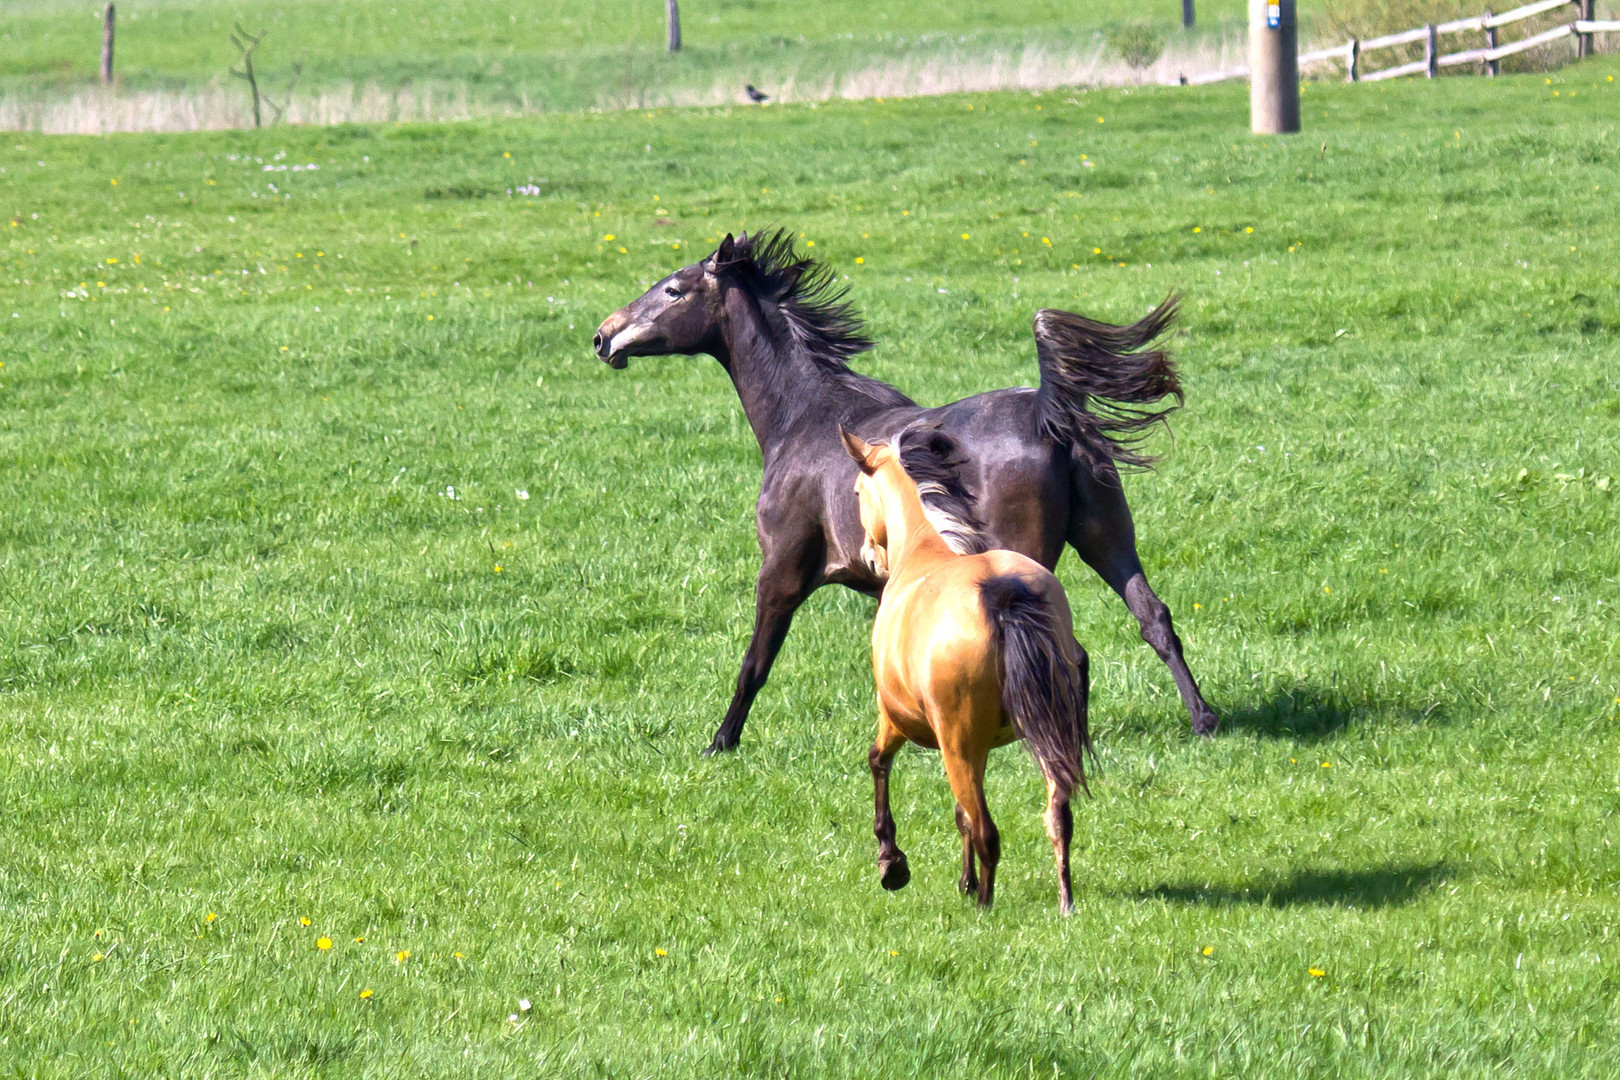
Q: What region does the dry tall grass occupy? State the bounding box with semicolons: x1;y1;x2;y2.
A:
0;36;1250;134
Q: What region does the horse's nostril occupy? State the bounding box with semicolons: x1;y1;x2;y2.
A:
592;332;605;354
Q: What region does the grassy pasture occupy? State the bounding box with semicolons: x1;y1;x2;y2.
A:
3;62;1620;1076
4;0;1258;117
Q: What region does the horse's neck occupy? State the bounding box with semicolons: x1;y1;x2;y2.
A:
716;290;831;459
882;471;955;579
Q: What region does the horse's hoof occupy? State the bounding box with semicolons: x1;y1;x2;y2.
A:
702;736;739;756
958;875;978;896
879;856;910;891
1192;710;1220;738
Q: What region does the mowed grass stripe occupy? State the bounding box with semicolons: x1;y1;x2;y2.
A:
1;66;1619;1076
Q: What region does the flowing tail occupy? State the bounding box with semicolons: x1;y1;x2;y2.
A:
1032;295;1183;477
979;574;1094;798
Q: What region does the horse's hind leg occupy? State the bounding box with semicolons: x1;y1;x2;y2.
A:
1069;470;1219;737
954;804;978;896
869;714;910;891
1046;780;1075;915
942;747;998;908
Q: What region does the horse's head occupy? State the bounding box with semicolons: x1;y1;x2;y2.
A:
841;427;897;577
592;234;747;369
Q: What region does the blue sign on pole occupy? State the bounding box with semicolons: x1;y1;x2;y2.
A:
1266;1;1281;27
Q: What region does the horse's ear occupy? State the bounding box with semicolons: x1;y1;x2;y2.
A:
716;233;737;262
840;426;878;475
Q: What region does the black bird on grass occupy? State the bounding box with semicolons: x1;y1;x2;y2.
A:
745;84;769;103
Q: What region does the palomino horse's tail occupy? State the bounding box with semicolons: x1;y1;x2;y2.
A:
979;574;1093;797
1031;296;1183;477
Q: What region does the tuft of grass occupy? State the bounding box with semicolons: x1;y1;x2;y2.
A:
1;57;1619;1076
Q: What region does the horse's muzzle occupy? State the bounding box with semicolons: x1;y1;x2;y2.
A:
593;318;631;368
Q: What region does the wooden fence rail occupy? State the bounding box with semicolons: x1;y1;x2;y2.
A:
1189;0;1614;85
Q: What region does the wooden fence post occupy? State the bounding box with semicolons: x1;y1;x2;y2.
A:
1425;24;1438;76
1183;0;1196;29
1484;11;1498;75
1250;0;1300;133
100;2;115;85
1578;0;1594;57
1347;38;1360;81
666;0;681;52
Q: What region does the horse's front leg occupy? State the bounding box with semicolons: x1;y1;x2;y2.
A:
870;714;910;890
704;556;818;754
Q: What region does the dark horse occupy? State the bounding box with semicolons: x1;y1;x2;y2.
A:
593;231;1217;754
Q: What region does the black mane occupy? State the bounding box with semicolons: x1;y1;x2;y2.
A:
714;230;911;406
897;425;989;555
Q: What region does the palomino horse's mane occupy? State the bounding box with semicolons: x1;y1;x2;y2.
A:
896;425;989;556
713;231;910;405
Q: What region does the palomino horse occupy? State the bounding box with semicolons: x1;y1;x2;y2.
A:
842;425;1091;912
593;230;1217;755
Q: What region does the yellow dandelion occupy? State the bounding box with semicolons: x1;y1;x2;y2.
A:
92;953;106;962
107;257;118;264
110;178;118;185
1245;226;1254;234
603;234;615;241
1321;761;1332;769
1096;117;1104;123
316;251;324;257
396;950;410;963
503;152;511;158
354;935;365;943
493;565;503;573
453;951;464;959
427;314;434;320
655;948;668;957
618;247;627;254
1309;967;1325;978
1201;946;1213;957
1042;237;1052;246
889;950;899;956
280;345;288;351
205;912;217;923
855;257;865;264
961;233;970;240
806;240;815;247
1193;602;1202;610
317;937;333;950
163;306;169;312
360;988;374;999
1324;586;1331;594
1193;226;1202;233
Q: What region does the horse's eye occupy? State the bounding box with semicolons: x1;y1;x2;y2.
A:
664;286;683;299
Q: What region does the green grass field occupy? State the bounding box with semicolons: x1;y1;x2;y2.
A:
5;0;1259;117
3;60;1620;1076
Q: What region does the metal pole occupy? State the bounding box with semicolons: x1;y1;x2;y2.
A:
1485;12;1498;76
1425;24;1438;77
1250;0;1299;134
1183;0;1196;29
101;2;115;85
1578;0;1594;58
666;0;681;52
1347;38;1360;82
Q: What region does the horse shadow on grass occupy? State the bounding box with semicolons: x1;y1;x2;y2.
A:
1217;682;1447;743
1137;861;1450;910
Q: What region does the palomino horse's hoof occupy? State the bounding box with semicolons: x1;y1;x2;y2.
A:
879;856;910;891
